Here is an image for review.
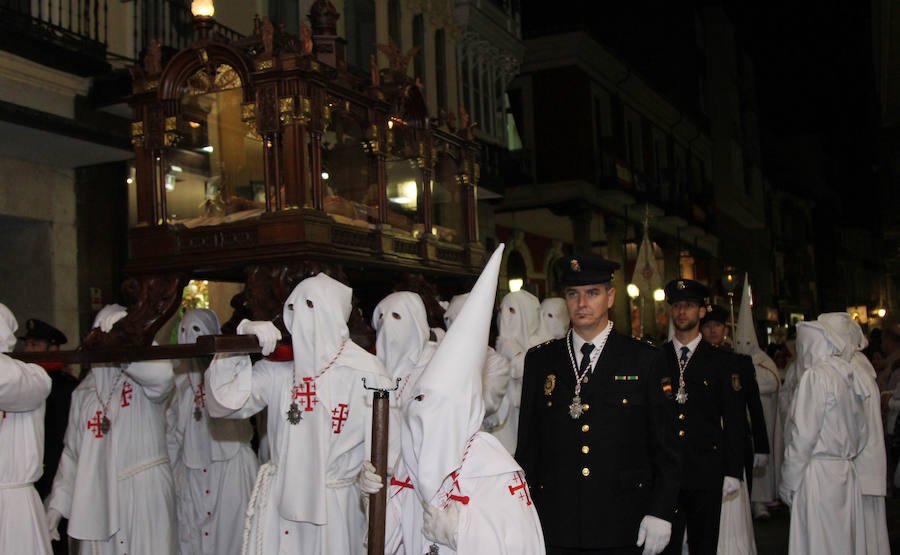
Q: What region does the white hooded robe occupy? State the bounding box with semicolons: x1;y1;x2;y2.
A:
47;357;176;554
781;319;868;555
0;304;52;555
385;245;545;555
205;273;394;555
167;309;259;555
493;290;543;454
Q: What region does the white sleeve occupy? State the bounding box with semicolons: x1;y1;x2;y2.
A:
205;354;270;419
46;394;84;518
0;355;51;412
124;360;175;403
781;369;827;492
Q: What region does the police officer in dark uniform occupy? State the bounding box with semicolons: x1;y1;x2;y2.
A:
516;255;680;555
20;318;78;555
700;305;769;497
659;282;745;555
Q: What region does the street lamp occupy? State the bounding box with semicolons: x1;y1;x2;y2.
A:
653;288;666;302
191;0;215;17
627;283;640;299
508;278;523;292
721;266;737;340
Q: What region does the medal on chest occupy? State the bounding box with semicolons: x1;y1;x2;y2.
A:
568;395;583;419
676;357;689;405
193;406;203;421
564;324;612;420
286;402;303;424
100;415;111;434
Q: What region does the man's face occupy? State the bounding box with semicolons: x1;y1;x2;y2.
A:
671;301;706;333
23;339;54;352
701;320;726;346
564;284;615;331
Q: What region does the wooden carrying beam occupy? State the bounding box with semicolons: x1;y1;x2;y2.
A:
7;335;264;364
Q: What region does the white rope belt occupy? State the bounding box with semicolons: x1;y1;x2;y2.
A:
0;481;33;490
118;456;168;480
242;460;276;555
326;477;356;489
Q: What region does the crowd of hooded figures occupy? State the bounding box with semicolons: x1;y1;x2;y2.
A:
0;243;891;554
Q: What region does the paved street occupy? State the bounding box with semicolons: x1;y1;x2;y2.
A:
753;497;900;553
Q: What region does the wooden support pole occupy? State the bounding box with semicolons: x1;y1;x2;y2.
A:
367;388;390;554
7;335;265;365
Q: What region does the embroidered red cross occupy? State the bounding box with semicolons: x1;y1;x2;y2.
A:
293;377;319;411
120;381;133;407
508;471;532;506
389;476;414;499
2;411;6;419
87;411;105;438
193;382;206;408
331;403;349;434
447;471;469;505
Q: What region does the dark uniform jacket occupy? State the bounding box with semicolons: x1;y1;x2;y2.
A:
661;340;745;490
515;330;681;549
734;352;769;453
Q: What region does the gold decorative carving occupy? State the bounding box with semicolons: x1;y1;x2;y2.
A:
257;60;274;71
131;121;144;147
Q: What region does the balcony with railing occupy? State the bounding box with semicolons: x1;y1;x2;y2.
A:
0;0;243;75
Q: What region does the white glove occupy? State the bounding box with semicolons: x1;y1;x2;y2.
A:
357;460;384;495
722;476;741;498
94;303;127;332
236;319;281;356
46;508;62;542
636;515;671;555
753;453;769;468
422;502;459;550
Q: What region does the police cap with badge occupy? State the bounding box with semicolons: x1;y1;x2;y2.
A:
19;318;68;346
555;255;621;287
700;304;729;327
663;278;709;305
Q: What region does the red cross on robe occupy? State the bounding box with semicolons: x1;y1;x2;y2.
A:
507;471;532;506
87;411;105;438
292;377;319;411
120;381;133;407
331;403;349;433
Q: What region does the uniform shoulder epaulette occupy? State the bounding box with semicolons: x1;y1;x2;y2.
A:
528;339;555;353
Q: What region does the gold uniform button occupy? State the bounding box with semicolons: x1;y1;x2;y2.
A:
582;403;589;411
581;445;590;454
581;424;590;432
621;398;629;405
581;467;590;477
678;413;685;420
678;430;685;437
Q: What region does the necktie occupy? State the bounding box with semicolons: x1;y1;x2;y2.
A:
580;343;595;374
680;346;690;364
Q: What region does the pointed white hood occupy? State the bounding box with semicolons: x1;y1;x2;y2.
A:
443;293;468;329
497;289;542;351
538;297;569;340
178;308;220;345
283;273;352;377
735;273;760;356
402;244;504;507
372;292;430;382
0;303;17;352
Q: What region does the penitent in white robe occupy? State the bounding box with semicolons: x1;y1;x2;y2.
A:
850;354;890;555
205;352;392;555
0;354;52;555
782;358;867;555
385;432;545;555
750;352;781;505
167;364;258;555
47;361;176;554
